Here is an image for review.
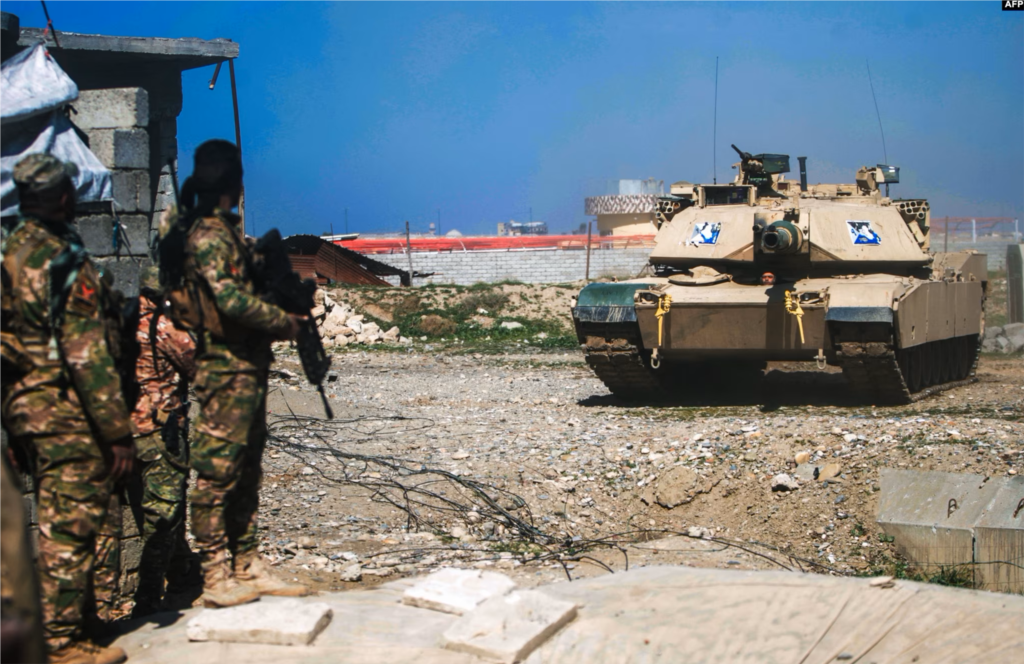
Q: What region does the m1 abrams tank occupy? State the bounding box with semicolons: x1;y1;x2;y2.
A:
572;145;986;404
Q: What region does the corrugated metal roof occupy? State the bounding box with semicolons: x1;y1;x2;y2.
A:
283;234;405;286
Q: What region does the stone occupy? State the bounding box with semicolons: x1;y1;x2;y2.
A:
686;526;712;539
321;307;350;337
87;128;150;169
340;564;362;582
653;466;699;509
795;451;811;465
442;590;578;664
771;473;799;492
298;536;317;549
500;321;523;330
451;450;470;460
74;87;150;129
984;326;1004;340
334;335;349;348
794;464;817;482
186;598;333;646
818;462;841;482
383;326;400;342
402;568;516;615
1003;323;1024;352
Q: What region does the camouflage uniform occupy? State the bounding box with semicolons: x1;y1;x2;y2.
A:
1;453;46;664
184;210;290;576
130;269;197;612
1;158;134;651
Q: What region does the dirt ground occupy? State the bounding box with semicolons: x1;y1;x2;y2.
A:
248;344;1022;595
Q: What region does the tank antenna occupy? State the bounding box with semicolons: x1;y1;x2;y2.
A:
713;56;719;184
866;60;888;166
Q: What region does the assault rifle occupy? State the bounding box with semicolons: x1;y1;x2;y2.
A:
253;229;334;419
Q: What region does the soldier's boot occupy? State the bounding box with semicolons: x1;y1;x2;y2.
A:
235;553;311;597
200;554;259;608
49;641;127;664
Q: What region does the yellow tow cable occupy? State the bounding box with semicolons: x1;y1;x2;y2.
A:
784;289;805;344
652;292;673;368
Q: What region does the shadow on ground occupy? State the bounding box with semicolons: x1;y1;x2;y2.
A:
577;369;868;409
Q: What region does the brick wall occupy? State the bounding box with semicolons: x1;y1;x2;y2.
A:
370;247;653;285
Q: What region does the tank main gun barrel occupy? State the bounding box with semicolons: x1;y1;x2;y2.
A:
761;220;803;254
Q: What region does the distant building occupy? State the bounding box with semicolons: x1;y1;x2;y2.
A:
584;178;662;236
497;220;547;236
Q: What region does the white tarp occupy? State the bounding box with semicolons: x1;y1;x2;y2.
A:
1;42;112;216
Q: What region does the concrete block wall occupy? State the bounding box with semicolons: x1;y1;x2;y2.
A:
73;87;155;298
369;247;652;285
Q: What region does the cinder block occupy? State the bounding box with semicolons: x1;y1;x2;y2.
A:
74;88;149;129
120;536;144;571
76;214;151;257
92;256;153;298
110;170;151;213
88;128;150;170
121;504;139;538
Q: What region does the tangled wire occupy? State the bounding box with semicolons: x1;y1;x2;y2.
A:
265;405;850;581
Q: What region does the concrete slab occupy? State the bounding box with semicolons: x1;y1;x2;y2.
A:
109;568;1024;664
443;590;577;663
402;568;516;615
186;599;332;646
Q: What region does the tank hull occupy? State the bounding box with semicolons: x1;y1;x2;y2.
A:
572;252;986;403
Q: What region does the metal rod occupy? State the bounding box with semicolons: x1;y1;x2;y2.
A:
228;59;244;235
713;56;718;184
405;221;414;286
585;221;593;282
209;61;222;89
866;60;888;165
40;0;61;49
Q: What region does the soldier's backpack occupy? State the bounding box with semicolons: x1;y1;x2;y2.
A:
154;205;226;338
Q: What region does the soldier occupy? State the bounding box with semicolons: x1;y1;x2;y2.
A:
1;154;134;664
179;140;308;607
129;266;197;616
1;450;46;664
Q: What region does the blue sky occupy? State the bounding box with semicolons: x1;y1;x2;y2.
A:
7;1;1023;236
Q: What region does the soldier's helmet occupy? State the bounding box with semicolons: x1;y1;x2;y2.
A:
12;153;78;195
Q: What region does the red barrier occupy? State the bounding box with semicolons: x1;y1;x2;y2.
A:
338;234;657;254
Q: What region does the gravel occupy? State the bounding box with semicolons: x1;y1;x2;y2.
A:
246;346;1023;592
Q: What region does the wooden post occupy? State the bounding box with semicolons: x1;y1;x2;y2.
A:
228;59;245;235
405;221;414;286
585;221;593;282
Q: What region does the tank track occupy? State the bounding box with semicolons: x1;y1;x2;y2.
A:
582;336;663;398
836;336;979;405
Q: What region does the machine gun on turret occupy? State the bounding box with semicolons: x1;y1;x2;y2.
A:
731;144;790;197
252;229;334;419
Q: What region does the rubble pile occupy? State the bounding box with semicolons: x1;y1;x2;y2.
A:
982;323;1024;354
312;289;411;347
